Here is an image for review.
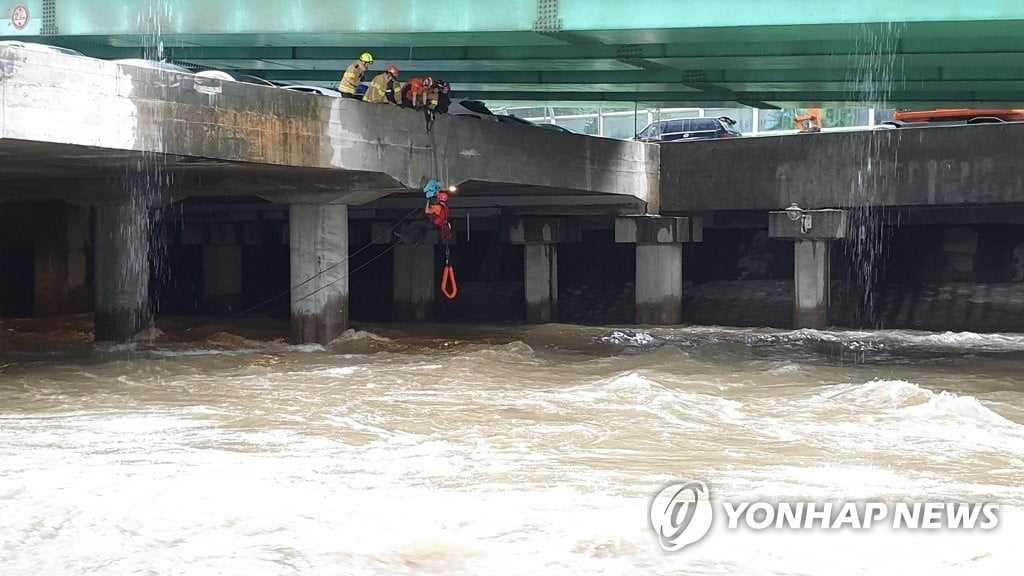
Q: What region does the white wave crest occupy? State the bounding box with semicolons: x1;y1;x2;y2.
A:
329;329;391;344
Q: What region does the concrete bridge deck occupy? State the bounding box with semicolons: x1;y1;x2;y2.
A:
0;46;654;211
5;47;1024;217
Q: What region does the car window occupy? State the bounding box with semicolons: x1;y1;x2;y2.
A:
663;120;684;134
637;122;659;138
693;119;717;131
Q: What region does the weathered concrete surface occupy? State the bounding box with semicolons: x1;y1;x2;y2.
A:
524;243;558;323
33;203;90;316
614;215;702;243
662;124;1024;212
793;239;831;329
0;47;657;211
506;217;581;244
393;244;435;322
289;204;348;345
94;203;149;342
635;244;683;325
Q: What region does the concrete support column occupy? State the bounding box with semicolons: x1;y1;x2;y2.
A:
94;203;150;342
793;239;831;330
524;243;558;323
616;216;702;325
33;203;90;316
370;221;437;322
635;243;683;324
203;248;242;314
769;207;848;330
506;217;580;324
392;244;435;321
290;204;349;344
202;224;242;314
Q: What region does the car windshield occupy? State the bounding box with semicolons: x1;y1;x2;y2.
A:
113;59;193;74
457;100;494;116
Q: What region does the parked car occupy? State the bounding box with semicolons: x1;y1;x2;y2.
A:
0;40;83;56
880;108;1024;128
495;114;583;134
195;70;276;87
447;98;497;120
279;85;344;97
536;123;582;134
113;58;193;75
495;114;537;127
634;116;741;142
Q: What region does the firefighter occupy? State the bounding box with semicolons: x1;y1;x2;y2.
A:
429;80;452;114
364;65;401;105
337;52;373;98
401;76;435;110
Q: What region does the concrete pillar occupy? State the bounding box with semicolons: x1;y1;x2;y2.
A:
635;243;683;324
392;244;435;321
290;204;348;344
33;203;90;316
201;224;242;314
202;245;242;314
524;243;558;323
506;217;580;324
66;204;90;312
615;216;702;325
794;239;830;330
94;203;150;342
769;207;848;330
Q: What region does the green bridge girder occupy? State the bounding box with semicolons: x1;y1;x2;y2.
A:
3;0;1024;107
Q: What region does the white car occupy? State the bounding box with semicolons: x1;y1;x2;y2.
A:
195;70;276;87
0;40;83;56
280;85;344;97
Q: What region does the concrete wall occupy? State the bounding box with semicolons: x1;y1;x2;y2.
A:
0;46;657;208
661;124;1024;212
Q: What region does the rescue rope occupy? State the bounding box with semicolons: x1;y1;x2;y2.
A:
183;206;422;335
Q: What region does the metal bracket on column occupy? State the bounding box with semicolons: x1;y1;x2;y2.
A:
769;206;848;240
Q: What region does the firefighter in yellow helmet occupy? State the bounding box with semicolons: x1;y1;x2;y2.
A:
364;65;402;105
337;52;373;98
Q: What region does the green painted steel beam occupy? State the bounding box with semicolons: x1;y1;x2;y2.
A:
3;0;1024;107
31;1;1024;35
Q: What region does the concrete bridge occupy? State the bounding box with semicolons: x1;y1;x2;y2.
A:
4;46;1024;341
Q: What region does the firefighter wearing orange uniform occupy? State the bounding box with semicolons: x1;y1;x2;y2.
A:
401;76;435;109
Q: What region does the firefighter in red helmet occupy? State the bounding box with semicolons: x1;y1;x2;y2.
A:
365;65;402;105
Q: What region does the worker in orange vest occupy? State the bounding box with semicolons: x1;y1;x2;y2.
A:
401;76;435;109
795;108;823;133
364;65;401;105
337;52;373;98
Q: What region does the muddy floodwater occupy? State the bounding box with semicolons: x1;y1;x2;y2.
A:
1;318;1022;575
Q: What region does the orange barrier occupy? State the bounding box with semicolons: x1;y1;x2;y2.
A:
894;109;1024;123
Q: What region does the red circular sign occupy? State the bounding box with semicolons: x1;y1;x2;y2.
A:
11;4;29;30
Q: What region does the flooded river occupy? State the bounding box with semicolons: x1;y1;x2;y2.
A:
1;319;1022;575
